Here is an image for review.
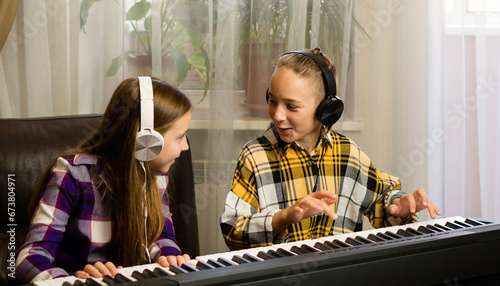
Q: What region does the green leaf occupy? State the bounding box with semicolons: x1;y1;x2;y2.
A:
179;20;202;48
106;51;136;76
126;0;150;21
169;46;189;84
80;0;101;33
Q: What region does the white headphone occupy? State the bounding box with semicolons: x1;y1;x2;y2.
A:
135;76;165;161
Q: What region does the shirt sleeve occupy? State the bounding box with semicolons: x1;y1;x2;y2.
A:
150;192;182;261
15;157;76;284
220;152;281;251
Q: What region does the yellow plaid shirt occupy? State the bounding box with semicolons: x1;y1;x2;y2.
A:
220;124;417;250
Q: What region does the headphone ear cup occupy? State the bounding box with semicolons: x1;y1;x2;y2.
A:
316;96;344;127
135;129;165;161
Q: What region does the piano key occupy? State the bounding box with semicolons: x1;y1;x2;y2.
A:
82;278;104;286
385;231;405;240
464;218;486;226
169;264;189;275
257;251;275;260
152;267;175;277
396;229;415;238
141;269;160;278
242;253;261;262
131;271;149;281
275;248;297;257
367;234;386;242
217;257;237;266
330;239;354;248
314;242;335;251
405;228;425;236
426;224;444;232
232;254;252;264
266;250;283;258
181;263;200;272
206;258;226;268
453;220;473;228
290;246;308;255
416;226;435;234
433;223;453;231
345;237;363;246
300;244;320;253
196;260;216;270
355;236;376;244
445;221;464;229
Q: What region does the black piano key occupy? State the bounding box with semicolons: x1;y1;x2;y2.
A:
385;231;405;239
345;237;363;246
445;221;464;229
454;220;473;228
141;269;160;278
464;218;485;226
276;248;296;257
300;244;320;253
323;240;342;249
367;234;386;242
169;264;189;274
266;250;283;258
257;251;275;260
417;226;436;234
405;227;425;236
232;254;251;264
426;224;444;232
207;258;226;268
217;257;237;266
355;236;376;244
132;271;148;281
396;229;415;238
331;239;354;248
314;242;335;251
103;273;133;284
376;232;395;241
62;282;73;286
153;267;174;276
72;281;86;286
242;253;261;262
290;246;307;255
433;223;453;231
196;260;216;270
181;263;199;272
83;278;102;286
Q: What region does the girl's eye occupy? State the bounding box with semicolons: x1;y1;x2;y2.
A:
287;104;298;110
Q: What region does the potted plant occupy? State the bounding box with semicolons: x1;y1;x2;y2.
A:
237;0;366;118
80;0;210;96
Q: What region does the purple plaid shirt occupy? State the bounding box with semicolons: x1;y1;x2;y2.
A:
15;154;181;284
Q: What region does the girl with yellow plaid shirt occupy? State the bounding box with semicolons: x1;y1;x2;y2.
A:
220;48;441;250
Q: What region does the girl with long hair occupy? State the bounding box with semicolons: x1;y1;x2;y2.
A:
15;77;193;284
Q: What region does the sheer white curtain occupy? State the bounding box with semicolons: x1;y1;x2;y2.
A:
429;0;500;221
1;0;354;255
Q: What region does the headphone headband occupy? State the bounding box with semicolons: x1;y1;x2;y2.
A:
135;77;164;161
284;50;337;98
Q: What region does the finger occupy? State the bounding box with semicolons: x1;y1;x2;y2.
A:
157;256;169;267
311;190;336;200
414;189;429;207
405;195;417;214
83;264;102;278
75;271;89;279
166;256;178;267
104;261;118;277
182;254;191;265
93;261;112;277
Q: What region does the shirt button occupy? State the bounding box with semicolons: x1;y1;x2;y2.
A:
307;161;312;166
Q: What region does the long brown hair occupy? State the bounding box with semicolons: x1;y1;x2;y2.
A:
30;77;192;266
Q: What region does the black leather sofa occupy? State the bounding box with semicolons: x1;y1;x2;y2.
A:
0;114;199;285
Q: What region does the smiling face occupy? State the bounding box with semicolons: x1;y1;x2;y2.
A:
267;67;323;152
149;111;191;174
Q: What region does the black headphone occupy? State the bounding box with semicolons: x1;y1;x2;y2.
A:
135;76;165;161
266;50;344;127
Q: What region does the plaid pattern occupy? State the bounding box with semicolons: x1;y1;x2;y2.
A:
15;154;181;284
220;124;417;250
